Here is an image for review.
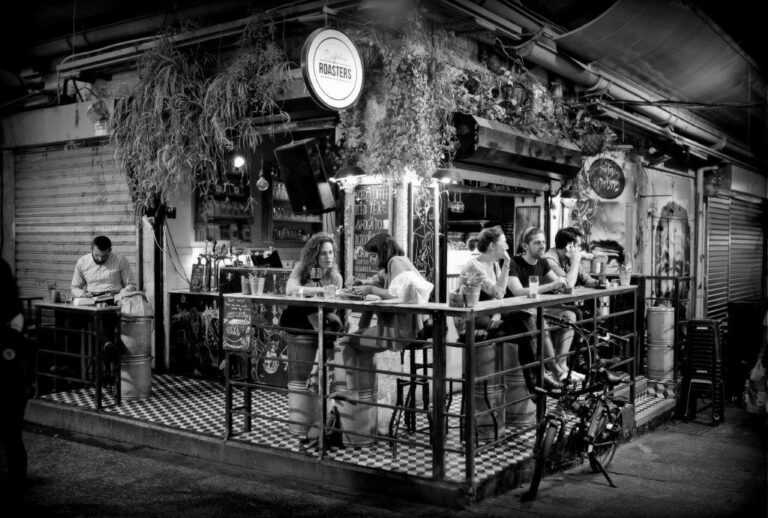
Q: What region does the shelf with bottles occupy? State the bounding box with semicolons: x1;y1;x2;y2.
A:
272;223;317;243
195;221;252;243
272;204;322;223
272;181;290;202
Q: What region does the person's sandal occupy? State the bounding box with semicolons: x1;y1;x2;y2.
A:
305;373;319;393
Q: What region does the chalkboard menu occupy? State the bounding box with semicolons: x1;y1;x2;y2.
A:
353;184;392;281
222;297;252;350
588;158;625;199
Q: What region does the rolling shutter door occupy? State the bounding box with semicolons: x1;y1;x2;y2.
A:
729;200;765;303
14;142;137;298
705;197;729;321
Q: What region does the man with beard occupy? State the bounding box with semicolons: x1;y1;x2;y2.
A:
504;227;570;387
71;235;136;298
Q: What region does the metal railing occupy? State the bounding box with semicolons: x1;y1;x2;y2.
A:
220;286;637;486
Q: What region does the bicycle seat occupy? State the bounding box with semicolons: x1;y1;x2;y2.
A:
599;368;628;387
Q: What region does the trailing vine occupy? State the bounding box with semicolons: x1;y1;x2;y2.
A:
202;15;292;156
111;35;211;214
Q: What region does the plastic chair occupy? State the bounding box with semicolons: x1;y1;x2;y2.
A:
682;319;725;425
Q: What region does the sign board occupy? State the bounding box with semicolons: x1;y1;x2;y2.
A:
588;158;625;199
189;264;206;292
301;28;364;111
222;297;252;351
352;184;391;281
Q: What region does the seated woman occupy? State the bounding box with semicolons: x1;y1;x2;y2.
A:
341;232;431;390
281;233;344;391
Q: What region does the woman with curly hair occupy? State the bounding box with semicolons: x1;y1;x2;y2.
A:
281;233;344;390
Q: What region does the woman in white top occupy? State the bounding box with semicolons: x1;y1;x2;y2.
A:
460;226;511;308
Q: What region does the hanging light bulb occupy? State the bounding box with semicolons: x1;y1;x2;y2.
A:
233;154;246;169
256;172;269;191
255;159;269;191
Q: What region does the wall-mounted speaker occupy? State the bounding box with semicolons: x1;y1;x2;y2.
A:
273;138;336;215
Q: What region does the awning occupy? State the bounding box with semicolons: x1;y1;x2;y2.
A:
453;113;583;181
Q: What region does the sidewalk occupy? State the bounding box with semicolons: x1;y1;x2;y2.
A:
8;402;766;517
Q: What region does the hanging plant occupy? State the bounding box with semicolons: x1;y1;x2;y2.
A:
201;15;292;156
111;35;211;214
340;18;458;185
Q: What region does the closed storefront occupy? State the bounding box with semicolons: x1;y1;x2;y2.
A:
13;141;137;298
705;196;766;321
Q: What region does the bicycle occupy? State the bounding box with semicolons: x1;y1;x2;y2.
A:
522;315;631;501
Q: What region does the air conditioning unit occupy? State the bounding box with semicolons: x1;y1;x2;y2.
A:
453;113;583;181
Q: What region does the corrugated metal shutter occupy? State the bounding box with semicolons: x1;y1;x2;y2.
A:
14;142;137;298
705;197;730;321
729;200;765;303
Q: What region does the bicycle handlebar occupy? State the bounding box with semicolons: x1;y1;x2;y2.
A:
544;315;630;344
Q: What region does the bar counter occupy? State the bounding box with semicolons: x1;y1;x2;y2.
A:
221;285;637;484
34;301;123;409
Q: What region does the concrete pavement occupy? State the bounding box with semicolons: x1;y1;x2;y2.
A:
6;402;767;517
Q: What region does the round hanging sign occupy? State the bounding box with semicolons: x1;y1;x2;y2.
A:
301;28;364;111
587;158;625;199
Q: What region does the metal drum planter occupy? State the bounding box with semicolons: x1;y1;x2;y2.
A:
336;341;377;447
646;306;675;380
503;343;536;427
120;316;153;400
286;333;320;436
474;342;504;441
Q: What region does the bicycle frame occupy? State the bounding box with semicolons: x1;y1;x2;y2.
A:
522;317;629;501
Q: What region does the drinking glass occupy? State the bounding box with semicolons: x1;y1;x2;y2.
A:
528;275;540;298
310;267;323;298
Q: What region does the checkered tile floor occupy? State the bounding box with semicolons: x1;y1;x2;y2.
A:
40;374;670;483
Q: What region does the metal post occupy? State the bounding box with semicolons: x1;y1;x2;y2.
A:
318;307;326;459
431;310;446;481
464;314;476;485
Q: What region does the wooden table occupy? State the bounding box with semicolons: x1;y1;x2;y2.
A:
34;302;123;409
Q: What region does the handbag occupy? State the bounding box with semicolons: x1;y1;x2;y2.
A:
744;355;767;415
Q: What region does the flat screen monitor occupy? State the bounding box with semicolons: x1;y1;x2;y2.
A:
273;138;336;215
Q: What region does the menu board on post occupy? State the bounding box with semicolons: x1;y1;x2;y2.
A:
353;184;392;281
222;297;252;350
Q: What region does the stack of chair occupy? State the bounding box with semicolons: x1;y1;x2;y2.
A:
682;319;725;425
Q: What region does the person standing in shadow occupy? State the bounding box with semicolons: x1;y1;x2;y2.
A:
0;257;30;495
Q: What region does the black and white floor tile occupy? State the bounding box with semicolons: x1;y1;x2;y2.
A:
41;374;670;483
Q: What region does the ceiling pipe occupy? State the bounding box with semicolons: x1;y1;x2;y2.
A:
27;0;249;60
440;0;757;165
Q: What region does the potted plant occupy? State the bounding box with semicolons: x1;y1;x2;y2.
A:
458;263;485;307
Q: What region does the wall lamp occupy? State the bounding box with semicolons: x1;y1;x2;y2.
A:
432;167;462;184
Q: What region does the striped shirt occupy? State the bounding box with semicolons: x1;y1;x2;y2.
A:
71;253;136;297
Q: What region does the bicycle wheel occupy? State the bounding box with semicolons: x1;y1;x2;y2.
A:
589;407;622;472
523;423;558;500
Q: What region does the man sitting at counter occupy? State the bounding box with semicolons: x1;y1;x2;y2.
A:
542;227;597;376
71;236;136;299
507;227;572;384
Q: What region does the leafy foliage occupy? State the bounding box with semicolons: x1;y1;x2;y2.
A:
111;36;211;213
111;16;293;215
202;16;292;155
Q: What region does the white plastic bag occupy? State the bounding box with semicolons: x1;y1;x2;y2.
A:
388;270;434;303
744;359;767;415
119;292;154;317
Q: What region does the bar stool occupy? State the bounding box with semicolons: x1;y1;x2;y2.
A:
389;320;434;458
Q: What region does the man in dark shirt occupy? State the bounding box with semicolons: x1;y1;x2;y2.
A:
0;257;29;491
504;227;568;388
